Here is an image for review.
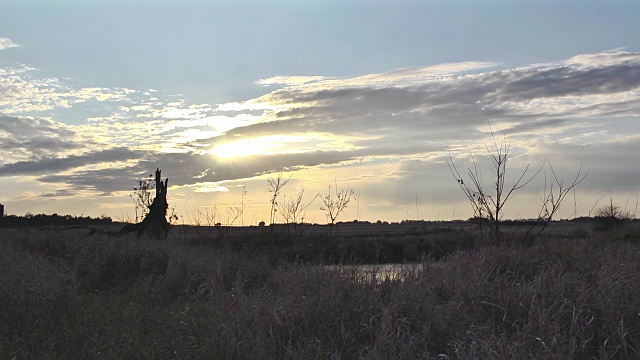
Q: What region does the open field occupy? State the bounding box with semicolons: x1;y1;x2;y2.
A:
1;223;640;359
3;220;594;264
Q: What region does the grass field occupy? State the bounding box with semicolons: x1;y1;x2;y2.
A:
1;223;639;359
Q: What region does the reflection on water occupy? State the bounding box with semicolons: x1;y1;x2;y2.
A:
324;263;426;283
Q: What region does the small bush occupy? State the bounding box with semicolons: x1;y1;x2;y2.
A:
593;203;631;231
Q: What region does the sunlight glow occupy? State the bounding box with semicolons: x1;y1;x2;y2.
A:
194;183;229;193
210;135;308;159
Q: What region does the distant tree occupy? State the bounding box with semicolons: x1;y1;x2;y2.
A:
279;187;318;224
189;204;242;241
593;198;631;231
448;132;541;241
530;161;587;236
267;171;291;225
320;180;356;235
278;187;319;238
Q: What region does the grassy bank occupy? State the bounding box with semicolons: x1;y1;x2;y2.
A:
178;224;476;264
1;227;639;359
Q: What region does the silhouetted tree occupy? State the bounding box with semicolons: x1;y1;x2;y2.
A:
320;180;356;235
130;173;155;222
448;130;586;242
267;171;291;225
119;168;170;238
593;198;631;231
279;187;319;238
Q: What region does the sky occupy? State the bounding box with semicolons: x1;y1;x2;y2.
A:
1;0;640;225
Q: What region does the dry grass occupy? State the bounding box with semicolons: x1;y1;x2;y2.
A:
1;226;639;359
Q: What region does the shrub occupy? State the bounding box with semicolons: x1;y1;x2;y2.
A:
593;202;631;231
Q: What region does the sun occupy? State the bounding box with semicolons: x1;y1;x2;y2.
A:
210;135;305;159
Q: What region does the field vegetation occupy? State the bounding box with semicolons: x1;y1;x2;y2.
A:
1;221;640;359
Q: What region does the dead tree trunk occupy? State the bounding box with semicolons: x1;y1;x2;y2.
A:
118;168;170;238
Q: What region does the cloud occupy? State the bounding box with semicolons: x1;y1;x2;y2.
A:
199;51;640;154
257;75;328;86
527;135;640;193
0;147;142;176
0;116;75;138
2;50;640;211
499;60;640;101
0;116;94;161
0;64;136;114
0;37;20;51
31;149;360;195
256;62;497;91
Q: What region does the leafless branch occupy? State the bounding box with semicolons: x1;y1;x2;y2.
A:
320;180;356;235
267;170;292;225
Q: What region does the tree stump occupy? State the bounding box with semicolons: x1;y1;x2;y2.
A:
118;168;170;238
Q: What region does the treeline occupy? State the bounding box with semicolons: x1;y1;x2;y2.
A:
338;217;606;226
0;213;113;228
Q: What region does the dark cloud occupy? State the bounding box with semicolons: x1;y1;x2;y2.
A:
35;150;360;194
8;140;446;196
0;147;142;176
0;116;75;137
0;136;85;159
37;166;142;195
500;63;640;101
0;116;90;160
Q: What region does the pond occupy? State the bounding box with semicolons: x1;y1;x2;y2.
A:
323;263;429;283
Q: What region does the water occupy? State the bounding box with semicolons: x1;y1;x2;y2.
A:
324;263;425;283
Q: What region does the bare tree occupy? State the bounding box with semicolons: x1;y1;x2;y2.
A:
130;173;155;222
278;187;319;237
449;132;586;242
267;171;292;225
529;161;588;236
320;180;356;235
448;133;541;240
190;204;243;241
